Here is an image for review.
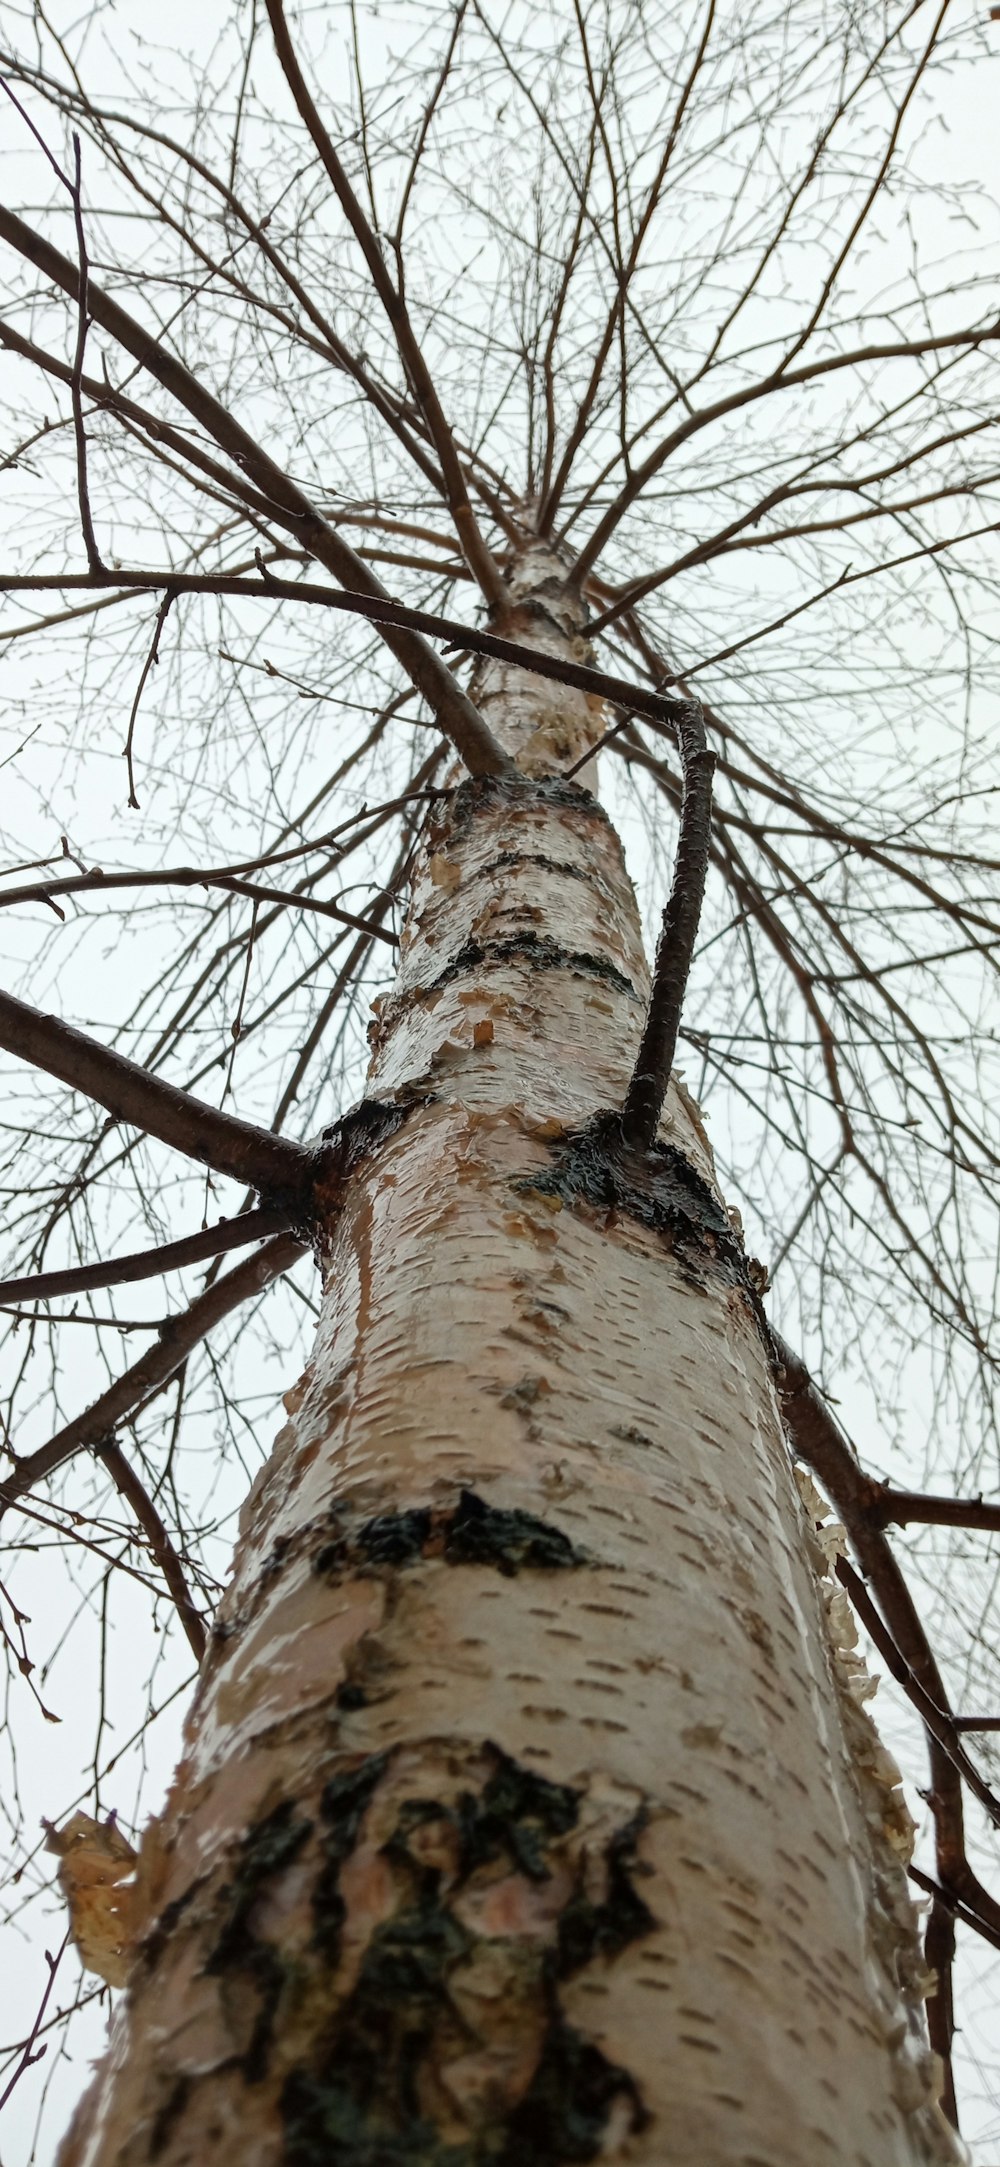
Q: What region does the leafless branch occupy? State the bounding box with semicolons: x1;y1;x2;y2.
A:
0;985;312;1196
122;590;173;809
67;133;101;577
0;860;400;946
834;1551;1000;1831
775;1328;1000;2088
93;1439;207;1662
0;1934;70;2114
621;703;716;1146
0;1230;307;1516
0;1204;291;1306
0;565;695;735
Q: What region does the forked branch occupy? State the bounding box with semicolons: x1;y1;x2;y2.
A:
0;202;510;778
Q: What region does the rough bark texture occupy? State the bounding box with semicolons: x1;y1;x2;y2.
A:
58;551;960;2167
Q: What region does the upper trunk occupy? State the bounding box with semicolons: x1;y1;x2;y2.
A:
58;552;958;2167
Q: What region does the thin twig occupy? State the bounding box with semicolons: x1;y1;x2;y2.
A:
0;1571;60;1721
621;702;716;1146
0;89;102;576
0;1933;70;2113
222;898;258;1103
123;590;173;809
68;133;102;576
94;1438;207;1661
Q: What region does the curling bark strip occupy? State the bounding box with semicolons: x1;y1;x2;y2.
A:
55;564;959;2167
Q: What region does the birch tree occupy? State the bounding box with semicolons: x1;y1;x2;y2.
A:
0;1;998;2159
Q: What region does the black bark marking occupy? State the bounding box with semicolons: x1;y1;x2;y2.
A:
335;1678;370;1711
313;1752;389;1964
149;2074;192;2160
424;931;636;1003
207;1802;313;1974
320;1753;391;1838
139;1880;200;1976
205;1800;313;2081
319;1095;414;1163
445;1489;583;1575
291;1894;474;2161
311;1095;426;1226
313;1491;585;1585
555;1810;656;1972
499;2017;649;2163
517;1107;731;1244
516;1107;767;1324
439;771;612;838
360;1507;433;1568
479;849;593;884
455;1750;580;1880
281;1746;653;2165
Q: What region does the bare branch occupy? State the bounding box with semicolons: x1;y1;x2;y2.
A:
868;1489;1000;1535
0;860;400;947
910;1868;1000;1958
0;1230;307;1516
0;1934;70;2114
571;322;1000;581
776;1332;1000;1956
834;1551;1000;1831
537;0;718;534
93;1438;207;1662
621;703;716;1147
0;1204;291;1305
122;590;173;808
66;132;101;577
0;985;313;1196
0;565;694;734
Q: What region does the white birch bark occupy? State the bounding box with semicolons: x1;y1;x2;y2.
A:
57;550;961;2167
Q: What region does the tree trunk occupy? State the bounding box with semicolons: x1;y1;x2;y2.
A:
59;553;959;2167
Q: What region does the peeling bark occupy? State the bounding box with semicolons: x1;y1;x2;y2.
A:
58;555;960;2167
